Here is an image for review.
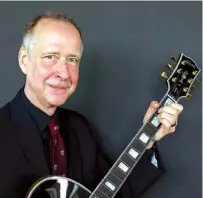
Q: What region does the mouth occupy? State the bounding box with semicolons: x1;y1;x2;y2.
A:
48;85;69;94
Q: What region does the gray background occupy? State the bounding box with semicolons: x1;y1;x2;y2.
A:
0;1;201;198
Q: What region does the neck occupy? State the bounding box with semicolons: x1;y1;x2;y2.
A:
24;85;56;116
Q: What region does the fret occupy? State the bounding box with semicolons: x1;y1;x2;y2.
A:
110;169;122;181
120;153;136;168
117;161;129;173
141;122;157;137
131;137;146;154
137;132;151;144
106;172;122;188
111;166;126;181
94;189;110;198
98;184;114;197
127;147;140;160
148;119;160;130
148;113;160;129
163;96;176;106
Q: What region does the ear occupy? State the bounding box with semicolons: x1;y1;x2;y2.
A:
18;46;29;75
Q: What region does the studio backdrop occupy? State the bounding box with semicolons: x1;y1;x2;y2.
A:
0;1;201;198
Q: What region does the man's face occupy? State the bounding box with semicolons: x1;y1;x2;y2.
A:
19;19;83;110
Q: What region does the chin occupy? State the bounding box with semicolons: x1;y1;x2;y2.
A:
47;95;69;107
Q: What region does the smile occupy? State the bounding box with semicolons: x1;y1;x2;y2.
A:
48;85;68;94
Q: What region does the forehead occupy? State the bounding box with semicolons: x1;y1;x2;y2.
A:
31;19;83;56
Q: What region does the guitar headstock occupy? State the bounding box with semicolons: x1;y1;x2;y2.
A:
161;53;201;102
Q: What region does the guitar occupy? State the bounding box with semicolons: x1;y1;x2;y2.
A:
26;53;201;198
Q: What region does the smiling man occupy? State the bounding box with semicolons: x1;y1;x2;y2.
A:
0;12;183;198
19;16;83;116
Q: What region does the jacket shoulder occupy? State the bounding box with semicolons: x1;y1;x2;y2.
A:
0;102;11;126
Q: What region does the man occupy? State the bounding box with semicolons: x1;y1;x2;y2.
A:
0;12;183;198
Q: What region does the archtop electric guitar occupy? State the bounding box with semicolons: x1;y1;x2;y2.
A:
26;53;201;198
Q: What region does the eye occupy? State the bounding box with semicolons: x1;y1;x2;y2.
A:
44;55;56;60
67;57;79;65
42;54;58;66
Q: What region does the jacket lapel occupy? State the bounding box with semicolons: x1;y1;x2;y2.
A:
9;89;82;182
10;90;50;178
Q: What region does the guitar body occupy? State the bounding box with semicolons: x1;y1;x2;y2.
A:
26;176;91;198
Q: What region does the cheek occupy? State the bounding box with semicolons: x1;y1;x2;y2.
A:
69;67;79;85
40;68;53;80
33;66;53;83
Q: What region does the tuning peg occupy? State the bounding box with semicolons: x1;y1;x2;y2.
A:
161;72;168;79
167;64;174;71
181;61;186;65
188;78;200;83
177;68;182;73
188;78;193;84
172;77;177;82
186;94;192;100
192;70;198;75
171;55;178;62
183;87;189;92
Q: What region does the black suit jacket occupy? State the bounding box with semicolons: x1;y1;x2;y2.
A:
0;90;166;198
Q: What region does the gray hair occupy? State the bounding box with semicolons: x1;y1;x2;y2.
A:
22;11;83;55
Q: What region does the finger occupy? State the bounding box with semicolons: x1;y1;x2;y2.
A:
159;119;176;134
170;103;184;115
154;125;167;141
158;117;172;128
143;101;159;123
154;125;169;141
158;105;178;116
150;101;160;109
158;112;177;126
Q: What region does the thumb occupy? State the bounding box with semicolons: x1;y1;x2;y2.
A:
143;101;160;124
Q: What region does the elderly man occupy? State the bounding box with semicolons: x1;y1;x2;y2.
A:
0;12;183;198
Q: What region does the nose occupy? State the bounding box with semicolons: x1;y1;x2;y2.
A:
56;60;69;80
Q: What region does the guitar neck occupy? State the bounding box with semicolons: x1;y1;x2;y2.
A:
90;94;177;198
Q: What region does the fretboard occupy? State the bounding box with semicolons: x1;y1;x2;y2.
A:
89;94;177;198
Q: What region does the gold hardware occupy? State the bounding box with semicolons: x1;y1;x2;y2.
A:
186;94;192;100
188;79;193;83
181;61;186;65
183;87;188;92
161;72;168;79
171;55;178;62
172;77;177;82
177;69;182;73
167;64;174;71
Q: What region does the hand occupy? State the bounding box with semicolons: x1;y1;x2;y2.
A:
143;101;183;148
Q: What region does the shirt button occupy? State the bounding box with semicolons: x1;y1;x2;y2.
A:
54;164;57;170
54;126;59;130
61;150;64;156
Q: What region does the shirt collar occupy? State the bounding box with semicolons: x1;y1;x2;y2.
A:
20;88;57;132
